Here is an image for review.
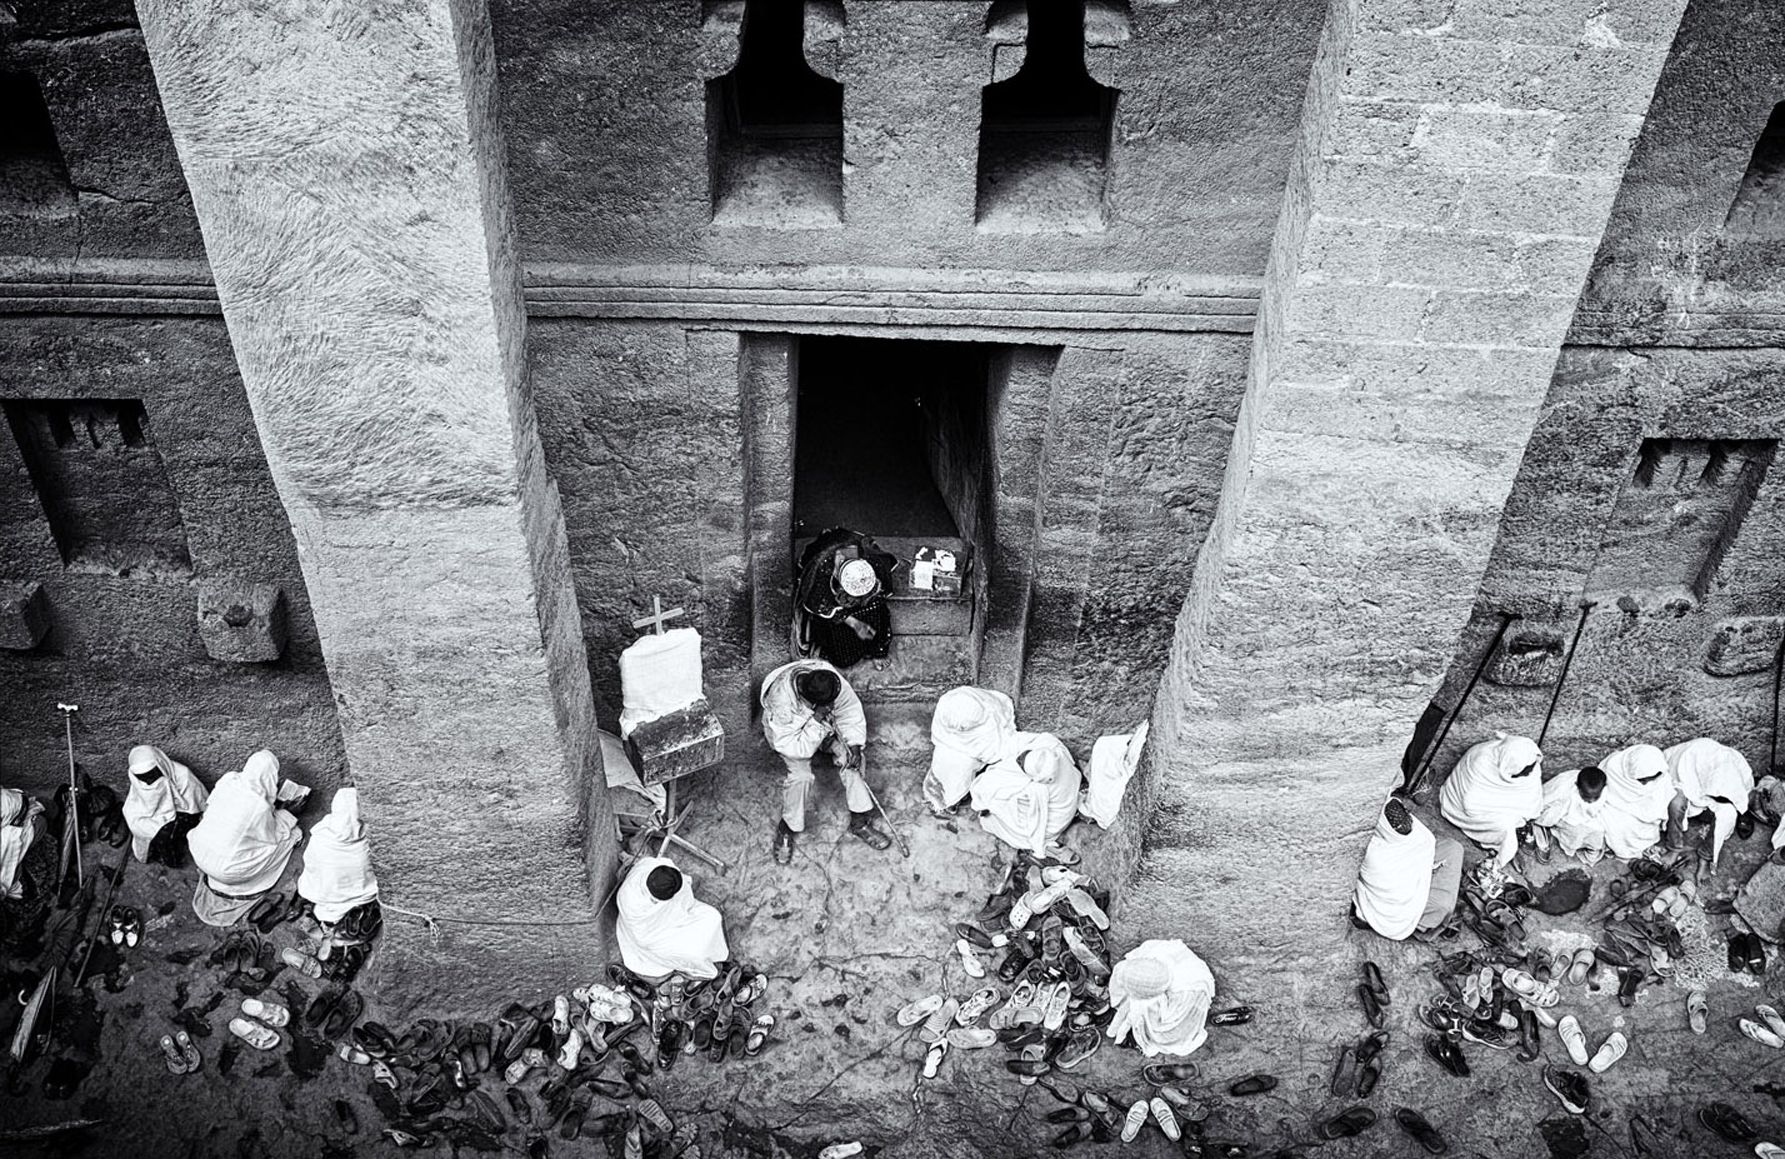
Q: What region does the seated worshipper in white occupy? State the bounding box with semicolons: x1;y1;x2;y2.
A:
187;750;309;926
295;787;378;926
0;787;47;904
970;732;1083;861
759;659;892;863
123;744;210;865
1439;732;1542;869
614;856;730;982
1532;766;1609;865
926;686;1016;817
1351;797;1463;940
1106;939;1216;1057
1665;737;1755;869
1599;742;1674;861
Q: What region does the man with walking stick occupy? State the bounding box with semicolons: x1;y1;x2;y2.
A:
759;659;896;864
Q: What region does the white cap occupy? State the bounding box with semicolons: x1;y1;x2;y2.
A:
838;558;877;598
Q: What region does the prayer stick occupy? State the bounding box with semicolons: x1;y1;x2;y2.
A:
1538;602;1595;748
1771;633;1784;776
1407;612;1517;797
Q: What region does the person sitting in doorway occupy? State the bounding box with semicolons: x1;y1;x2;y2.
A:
792;527;897;669
1599;742;1674;861
1352;797;1463;940
1532;766;1610;865
759;658;893;863
614;856;730;982
1439;732;1542;869
1665;737;1754;868
926;685;1016;817
970;731;1083;862
187;750;309;926
123;744;210;866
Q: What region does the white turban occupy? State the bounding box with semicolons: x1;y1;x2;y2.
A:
123;745;209;862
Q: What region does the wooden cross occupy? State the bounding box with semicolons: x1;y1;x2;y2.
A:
631;594;686;636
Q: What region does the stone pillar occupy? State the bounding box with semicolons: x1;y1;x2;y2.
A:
1125;0;1688;976
134;0;611;1010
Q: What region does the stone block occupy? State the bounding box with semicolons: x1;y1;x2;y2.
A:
0;580;50;651
1421;290;1575;348
625;699;726;786
196;581;288;663
1410;105;1560;173
1704;616;1785;678
1486;624;1566;686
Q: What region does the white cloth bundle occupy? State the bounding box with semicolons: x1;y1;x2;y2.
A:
971;732;1082;856
1666;738;1754;867
619;628;704;738
759;659;866;758
926;686;1016;810
1106;939;1215;1057
188;750;303;896
1599;743;1674;860
0;787;43;900
1352;805;1436;941
614;856;729;980
1439;732;1543;867
123;744;210;862
296;788;379;923
601;728;666;812
1080;721;1149;829
1535;769;1609;864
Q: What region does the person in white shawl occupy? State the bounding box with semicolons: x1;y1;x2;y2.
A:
1439;732;1542;868
925;686;1016;814
1599;743;1674;861
1533;766;1610;865
1106;939;1215;1057
759;659;890;861
1351;798;1462;940
188;750;306;925
1665;738;1754;868
970;732;1082;859
296;787;378;924
614;856;729;981
123;745;209;863
0;787;45;901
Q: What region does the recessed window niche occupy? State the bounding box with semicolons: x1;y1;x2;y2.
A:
706;0;845;229
2;399;193;578
976;0;1122;233
1725;102;1785;240
0;71;77;218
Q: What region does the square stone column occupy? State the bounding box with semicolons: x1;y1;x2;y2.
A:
134;0;612;1010
1126;0;1688;972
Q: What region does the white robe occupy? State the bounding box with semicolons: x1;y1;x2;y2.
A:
970;732;1082;856
1352;807;1436;941
1600;743;1674;861
1666;738;1754;867
1439;733;1542;867
123;745;210;862
614;856;729;981
760;660;867;759
188;750;303;897
1080;721;1148;829
0;787;43;901
926;686;1015;810
1534;769;1610;864
296;788;379;923
1106;939;1215;1057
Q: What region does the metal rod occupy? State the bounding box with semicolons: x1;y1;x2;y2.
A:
1771;632;1784;776
1538;602;1595;749
1407;612;1517;796
58;703;81;888
860;760;910;859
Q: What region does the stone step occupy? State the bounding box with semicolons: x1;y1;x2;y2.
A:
843;633;975;703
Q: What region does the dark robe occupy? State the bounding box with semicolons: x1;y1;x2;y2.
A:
793;527;897;669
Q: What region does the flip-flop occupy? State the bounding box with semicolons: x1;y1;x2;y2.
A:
744;1014;774;1056
228;1017;279;1051
895;994;943;1027
1318;1106;1376;1139
159;1033;190;1075
921;1038;949;1080
175;1030;202;1073
241;998;290;1028
1228;1074;1277;1096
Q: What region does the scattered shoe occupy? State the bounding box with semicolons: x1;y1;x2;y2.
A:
1688;989;1708;1034
1544;1065;1590;1115
956;939;986;979
1318;1106;1376;1140
228;1017;278;1051
946;1027;997;1050
240;998;290;1028
1148;1097;1181;1142
772;821;796;865
956;986;1002;1025
1142;1061;1199;1086
1228;1073;1277;1096
896;994;944;1027
1120;1100;1148;1144
921;998;959;1044
279;946;322;979
1393;1107;1446;1155
1588;1031;1627;1073
922;1039;949;1080
1566;947;1595;985
1742;1018;1785;1049
1700;1102;1758;1144
1357;983;1385;1030
1424;1034;1468;1078
1053;1027;1099;1070
1209;1006;1253;1026
1557;1015;1590;1065
1760;1005;1785;1039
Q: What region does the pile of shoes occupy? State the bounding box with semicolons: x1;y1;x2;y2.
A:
640;961;776;1071
264;891;380;986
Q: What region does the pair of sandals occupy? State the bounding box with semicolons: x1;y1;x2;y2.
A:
1730;930;1769;974
158;1029;203;1074
244;892;292;935
302;985;364;1041
107;906;143;948
212;929;267;977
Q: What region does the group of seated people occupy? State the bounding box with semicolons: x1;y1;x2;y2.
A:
1354;730;1765;941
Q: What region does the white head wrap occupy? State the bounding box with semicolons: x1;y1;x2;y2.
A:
1665;738;1753;867
187;750;300;895
1599;743;1674;860
1106;939;1215;1057
1439;732;1543;867
296;787;379;923
123;744;210;862
926;686;1017;811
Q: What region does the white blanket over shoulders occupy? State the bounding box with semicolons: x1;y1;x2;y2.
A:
760;660;866;759
188;750;302;896
1599;743;1674;860
1535;769;1609;863
1666;738;1754;867
123;745;209;862
1080;721;1148;829
926;686;1015;810
296;787;379;923
1439;733;1542;867
1106;939;1215;1057
1352;806;1436;941
0;787;43;900
614;856;729;981
971;732;1081;856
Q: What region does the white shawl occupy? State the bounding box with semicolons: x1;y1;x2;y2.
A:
1439;733;1543;867
0;788;43;900
1080;721;1148;829
1666;738;1753;867
1106;939;1215;1057
759;660;866;759
1352;805;1436;941
123;745;209;862
926;686;1016;810
1600;743;1673;860
295;787;378;923
614;856;729;981
187;750;301;896
1535;769;1609;862
970;732;1082;856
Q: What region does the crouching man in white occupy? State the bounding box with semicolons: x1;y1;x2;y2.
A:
759;659;892;864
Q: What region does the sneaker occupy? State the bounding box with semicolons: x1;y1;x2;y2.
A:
955;986;1002;1025
1557;1015;1590;1065
1459;1021;1510;1051
1588;1031;1627;1074
1544;1065;1590;1114
1120;1100;1148;1144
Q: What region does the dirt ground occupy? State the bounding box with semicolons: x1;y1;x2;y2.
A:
7;711;1785;1158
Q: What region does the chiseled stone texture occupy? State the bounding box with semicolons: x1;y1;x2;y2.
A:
0;580;50;651
1124;0;1688;991
135;0;611;1010
195;580;287;663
